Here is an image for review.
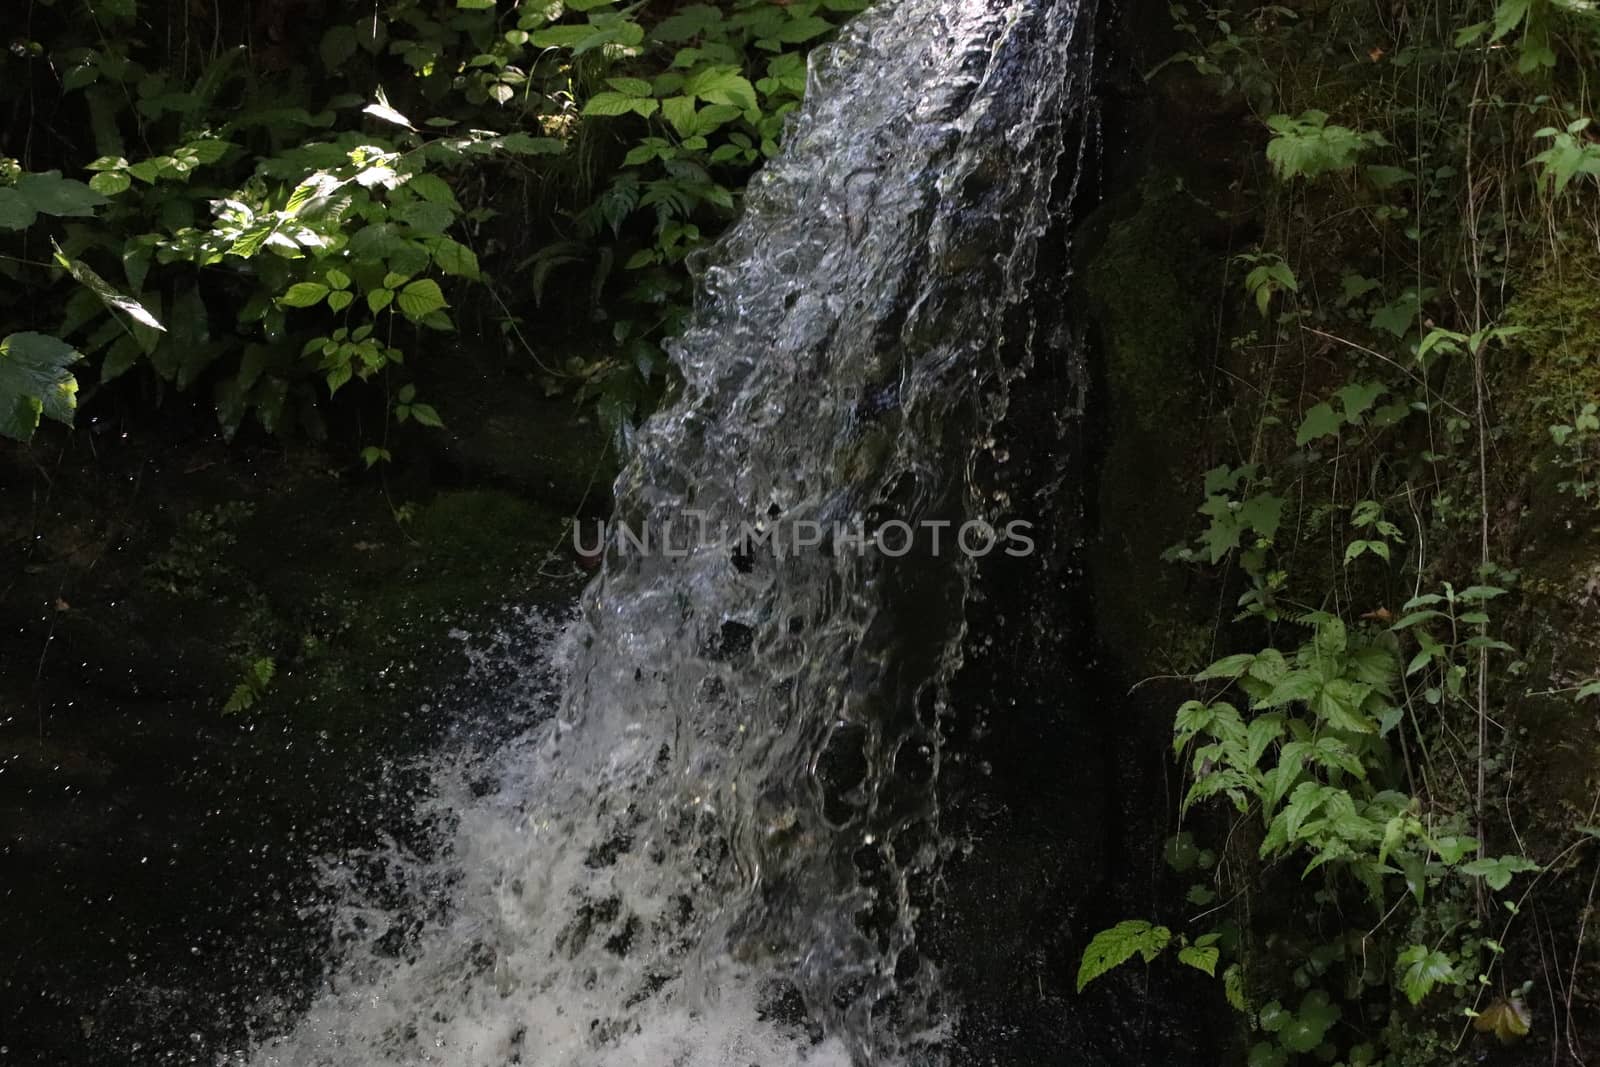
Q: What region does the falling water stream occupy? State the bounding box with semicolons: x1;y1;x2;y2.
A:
243;0;1097;1061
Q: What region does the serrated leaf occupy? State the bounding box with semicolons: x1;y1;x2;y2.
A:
1397;944;1456;1004
0;332;82;441
429;237;480;279
1177;943;1219;977
16;171;108;218
652;4;723;41
584;91;641;116
1296;402;1342;445
607;76;653;97
405;173;461;209
395;200;455;234
280;282;331;308
1460;854;1540;892
685;66;757;109
1076;920;1171;992
662;94;698;135
396;278;447;321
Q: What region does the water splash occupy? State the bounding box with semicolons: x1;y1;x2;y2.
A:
244;0;1095;1059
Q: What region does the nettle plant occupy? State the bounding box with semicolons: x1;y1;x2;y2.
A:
529;0;865;439
1081;593;1546;1064
1;0;863;452
76;120;510;451
0;168;120;440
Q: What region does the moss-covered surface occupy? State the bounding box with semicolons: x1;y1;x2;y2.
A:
1075;120;1239;676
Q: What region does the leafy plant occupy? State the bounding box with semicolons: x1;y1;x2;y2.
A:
223;657;277;716
0;0;864;451
1265;112;1384;181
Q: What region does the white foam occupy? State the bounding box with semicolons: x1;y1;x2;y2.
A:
234;611;854;1067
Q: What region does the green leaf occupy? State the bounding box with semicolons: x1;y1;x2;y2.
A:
662;94;698;135
0;188;39;230
1197;653;1257;681
607;76;653;97
1491;0;1530;41
185;139;232;165
1459;854;1540;892
1177;943;1219;977
1296;402;1342;446
409;402;444;428
1076;920;1172;992
396;200;456;234
1224;964;1249;1011
321;25;360;70
1371;290;1426;338
1334;381;1385;423
1311;679;1374;733
1397;944;1457;1004
280;282;331;308
584;91;641;117
0;332;82;441
529;25;595;47
16;171;109;218
88;171;132;196
685;66;758;109
396;278;448;321
429;238;481;279
1237;494;1284;539
1247;1043;1287;1067
1364;164;1414;189
1280;990;1341;1053
1432;834;1480;865
405;173;461;210
1265;111;1375;180
53;248;165;333
652;4;723;42
775;15;832;42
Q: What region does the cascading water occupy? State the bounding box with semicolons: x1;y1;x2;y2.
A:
242;0;1097;1061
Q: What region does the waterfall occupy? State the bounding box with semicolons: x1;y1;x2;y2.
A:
243;0;1096;1061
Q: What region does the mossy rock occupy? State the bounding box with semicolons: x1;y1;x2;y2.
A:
1076;172;1219;675
410;488;569;563
1500;243;1600;541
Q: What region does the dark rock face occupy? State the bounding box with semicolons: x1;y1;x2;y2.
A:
923;62;1227;1053
0;422;589;1064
